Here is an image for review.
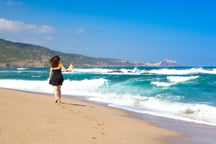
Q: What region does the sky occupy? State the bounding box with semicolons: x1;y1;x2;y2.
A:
0;0;216;66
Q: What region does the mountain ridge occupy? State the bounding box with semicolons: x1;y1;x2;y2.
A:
0;39;180;67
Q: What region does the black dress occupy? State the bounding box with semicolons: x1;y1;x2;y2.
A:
49;69;64;86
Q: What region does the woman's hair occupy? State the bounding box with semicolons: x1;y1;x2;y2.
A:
50;55;60;68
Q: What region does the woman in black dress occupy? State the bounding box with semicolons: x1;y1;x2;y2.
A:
48;55;74;103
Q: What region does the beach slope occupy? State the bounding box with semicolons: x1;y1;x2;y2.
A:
0;88;180;144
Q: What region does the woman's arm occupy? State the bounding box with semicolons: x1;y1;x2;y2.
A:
48;68;52;80
68;64;75;72
60;63;74;72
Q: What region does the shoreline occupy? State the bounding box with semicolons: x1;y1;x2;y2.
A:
0;88;180;144
1;88;216;144
132;111;216;144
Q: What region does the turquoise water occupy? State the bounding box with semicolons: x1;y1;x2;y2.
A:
1;66;216;126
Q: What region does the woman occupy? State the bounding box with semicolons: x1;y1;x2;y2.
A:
48;55;74;103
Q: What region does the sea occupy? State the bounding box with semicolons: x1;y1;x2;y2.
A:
1;66;216;126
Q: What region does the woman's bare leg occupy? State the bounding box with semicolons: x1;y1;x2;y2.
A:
57;85;61;103
53;85;62;103
53;86;58;103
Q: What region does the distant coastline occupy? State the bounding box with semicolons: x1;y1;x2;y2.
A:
0;39;180;67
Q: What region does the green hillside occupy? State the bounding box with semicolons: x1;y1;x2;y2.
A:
0;39;137;67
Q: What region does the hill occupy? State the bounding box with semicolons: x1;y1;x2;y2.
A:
143;59;179;66
0;39;137;67
0;39;180;67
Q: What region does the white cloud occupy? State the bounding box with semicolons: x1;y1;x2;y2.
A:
44;36;54;41
6;0;23;6
23;39;42;45
0;18;55;34
74;28;85;34
33;25;54;34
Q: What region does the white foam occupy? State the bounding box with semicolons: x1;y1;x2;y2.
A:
167;76;199;83
151;81;174;87
17;68;28;71
71;67;216;76
109;97;216;126
151;76;199;87
73;68;111;74
0;80;53;93
148;67;216;75
0;78;108;96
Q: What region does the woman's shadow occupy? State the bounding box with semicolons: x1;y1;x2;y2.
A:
61;102;95;108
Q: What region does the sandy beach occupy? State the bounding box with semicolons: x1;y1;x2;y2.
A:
0;88;180;144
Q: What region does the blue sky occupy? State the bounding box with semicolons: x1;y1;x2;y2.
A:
0;0;216;66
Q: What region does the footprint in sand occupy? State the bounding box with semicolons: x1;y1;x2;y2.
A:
60;103;107;138
59;103;81;115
